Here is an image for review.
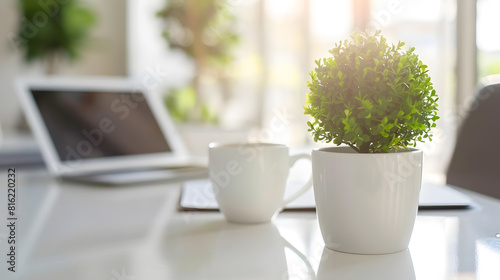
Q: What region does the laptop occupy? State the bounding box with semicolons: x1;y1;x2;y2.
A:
16;77;207;185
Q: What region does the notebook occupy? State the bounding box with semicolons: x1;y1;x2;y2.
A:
16;77;206;185
179;179;473;211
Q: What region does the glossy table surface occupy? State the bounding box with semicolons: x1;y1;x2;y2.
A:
1;167;500;280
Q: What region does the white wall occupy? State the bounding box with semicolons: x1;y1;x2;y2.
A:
0;0;127;133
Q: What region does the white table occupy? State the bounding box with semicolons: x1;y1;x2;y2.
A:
1;166;500;280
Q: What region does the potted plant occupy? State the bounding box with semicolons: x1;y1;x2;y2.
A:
304;30;439;254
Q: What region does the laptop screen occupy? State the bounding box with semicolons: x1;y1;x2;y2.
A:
31;89;172;161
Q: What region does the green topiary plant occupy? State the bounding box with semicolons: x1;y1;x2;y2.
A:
304;30;439;153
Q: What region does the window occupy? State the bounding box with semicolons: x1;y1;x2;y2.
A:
366;0;456;180
128;0;485;181
477;0;500;78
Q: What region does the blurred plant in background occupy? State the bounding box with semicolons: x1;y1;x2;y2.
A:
15;0;97;74
157;0;239;123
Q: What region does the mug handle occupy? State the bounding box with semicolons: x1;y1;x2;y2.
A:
280;153;313;208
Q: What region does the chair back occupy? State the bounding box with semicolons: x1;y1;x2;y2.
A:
447;75;500;199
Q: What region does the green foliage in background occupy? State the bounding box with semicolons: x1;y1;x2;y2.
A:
304;30;440;153
158;0;239;124
15;0;96;72
478;52;500;78
165;86;217;123
157;0;239;70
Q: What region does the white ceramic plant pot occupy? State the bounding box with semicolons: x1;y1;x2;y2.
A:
312;146;423;255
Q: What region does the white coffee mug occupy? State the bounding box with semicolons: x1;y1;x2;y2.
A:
209;143;313;223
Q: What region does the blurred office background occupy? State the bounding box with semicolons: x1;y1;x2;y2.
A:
0;0;498;180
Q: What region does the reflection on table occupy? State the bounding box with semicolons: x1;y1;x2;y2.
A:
2;168;500;279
